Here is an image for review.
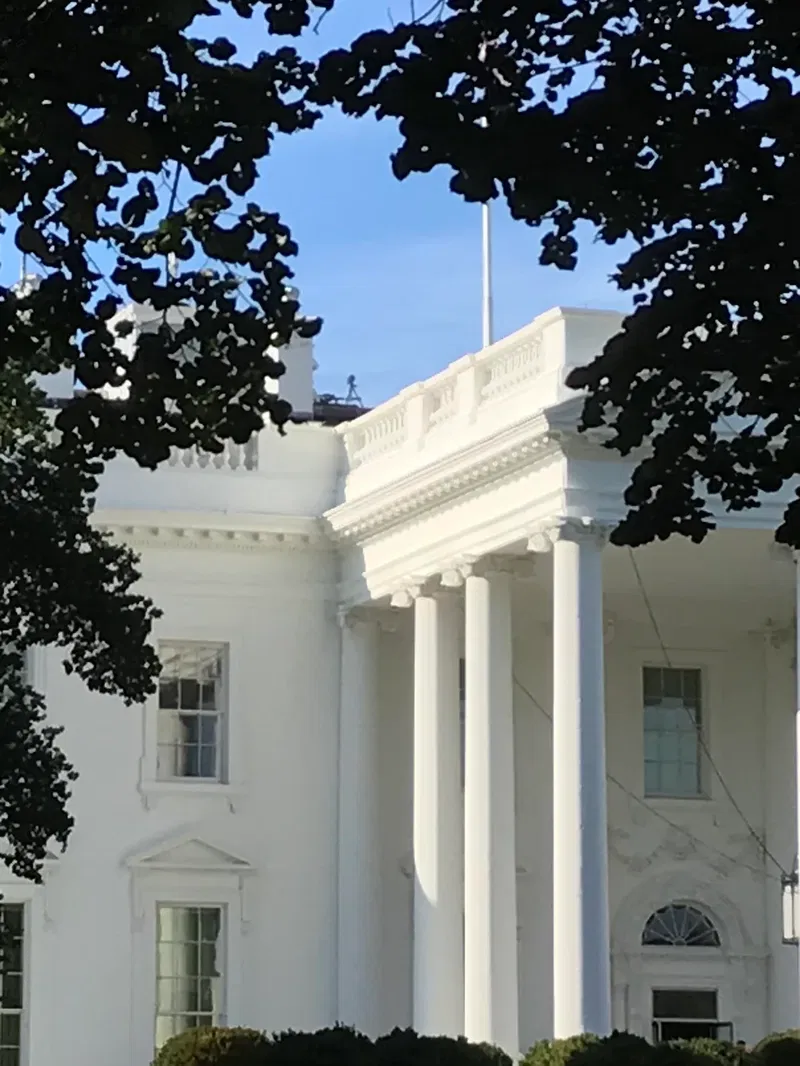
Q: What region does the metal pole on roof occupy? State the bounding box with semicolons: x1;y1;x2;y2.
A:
479;36;494;349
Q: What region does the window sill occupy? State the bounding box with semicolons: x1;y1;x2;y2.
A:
643;794;715;812
138;778;243;811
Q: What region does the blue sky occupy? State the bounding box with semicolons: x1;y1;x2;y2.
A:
7;1;634;407
255;2;632;404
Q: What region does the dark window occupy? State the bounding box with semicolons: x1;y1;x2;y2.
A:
642;904;721;948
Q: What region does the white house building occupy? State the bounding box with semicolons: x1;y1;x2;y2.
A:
6;306;800;1065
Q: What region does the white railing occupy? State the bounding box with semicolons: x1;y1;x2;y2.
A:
342;318;547;469
167;436;259;471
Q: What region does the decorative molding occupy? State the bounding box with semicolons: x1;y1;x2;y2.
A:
457;554;538;581
326;415;561;543
527;516;613;553
389;581;429;609
764;617;795;650
124;832;254;875
94;511;329;554
337;604;398;633
611;869;753;957
767;541;795;566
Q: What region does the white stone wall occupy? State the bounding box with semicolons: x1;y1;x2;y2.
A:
376;591;799;1051
7;305;800;1063
8;540;341;1066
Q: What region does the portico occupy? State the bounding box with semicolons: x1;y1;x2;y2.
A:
336;518;615;1055
328;308;800;1052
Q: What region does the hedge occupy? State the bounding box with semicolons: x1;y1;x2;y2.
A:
152;1027;271;1066
152;1026;800;1066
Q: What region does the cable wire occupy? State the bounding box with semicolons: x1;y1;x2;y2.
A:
627;545;789;878
511;672;783;885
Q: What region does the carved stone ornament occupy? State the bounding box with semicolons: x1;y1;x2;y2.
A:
527;516;613;553
337;605;397;633
453;554;538;581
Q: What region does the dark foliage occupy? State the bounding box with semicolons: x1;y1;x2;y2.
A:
0;0;328;879
751;1030;800;1066
151;1029;798;1066
153;1026;271;1065
310;0;800;547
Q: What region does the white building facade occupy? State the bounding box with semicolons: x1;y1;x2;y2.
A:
6;307;800;1065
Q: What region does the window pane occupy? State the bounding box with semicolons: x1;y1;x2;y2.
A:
0;1014;19;1047
653;988;717;1019
0;976;22;1012
156;643;226;783
179;678;200;709
156;906;224;1050
643;667;703;798
159;679;179;710
199;908;221;944
0;909;22;939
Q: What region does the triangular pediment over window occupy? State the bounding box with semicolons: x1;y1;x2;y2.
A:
124;831;254;874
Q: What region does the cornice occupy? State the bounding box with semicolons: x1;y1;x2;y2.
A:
325;412;562;543
93;509;330;553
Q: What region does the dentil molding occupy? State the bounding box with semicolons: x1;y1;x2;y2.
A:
95;518;329;554
326;414;562;543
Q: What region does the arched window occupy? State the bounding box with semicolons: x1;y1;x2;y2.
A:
642;903;721;947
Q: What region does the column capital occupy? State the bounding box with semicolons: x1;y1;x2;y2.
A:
527;517;613;553
452;554;537;582
768;541;798;566
389;579;432;609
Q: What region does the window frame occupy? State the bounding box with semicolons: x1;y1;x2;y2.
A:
154;902;228;1050
0;888;50;1066
129;875;249;1066
639;659;711;802
156;641;229;785
0;901;28;1066
138;626;244;806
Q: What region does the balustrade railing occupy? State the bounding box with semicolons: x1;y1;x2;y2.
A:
167;436;259;471
342;317;548;469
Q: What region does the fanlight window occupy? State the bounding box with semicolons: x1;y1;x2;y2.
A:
642;904;721;948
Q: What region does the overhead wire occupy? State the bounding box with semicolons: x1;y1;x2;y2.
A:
626;545;789;878
510;671;784;886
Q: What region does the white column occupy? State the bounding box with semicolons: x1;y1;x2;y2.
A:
463;562;519;1057
337;610;381;1035
550;519;611;1037
795;557;800;1021
412;591;464;1036
763;621;799;1030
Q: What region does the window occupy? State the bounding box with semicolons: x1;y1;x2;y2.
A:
155;905;224;1049
642;903;721;948
157;643;227;782
643;666;704;797
0;904;24;1066
651;989;732;1043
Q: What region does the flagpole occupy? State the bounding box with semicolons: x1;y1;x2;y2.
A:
478;33;494;350
481;197;493;349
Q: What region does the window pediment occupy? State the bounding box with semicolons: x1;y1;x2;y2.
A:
124;831;254;875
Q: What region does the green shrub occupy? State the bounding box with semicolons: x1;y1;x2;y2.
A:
376;1028;509;1066
522;1033;602;1066
268;1027;373;1066
752;1030;800;1066
523;1032;656;1066
671;1039;754;1066
153;1027;271;1066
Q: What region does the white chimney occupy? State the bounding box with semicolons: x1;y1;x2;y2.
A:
277;334;317;415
